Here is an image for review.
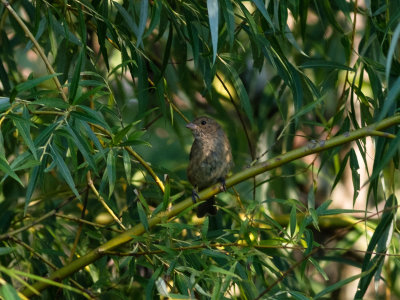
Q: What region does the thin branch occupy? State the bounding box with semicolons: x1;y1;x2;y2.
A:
124;146;165;193
102;242;400;258
1;0;69;103
55;213;123;233
69;187;89;262
87;171;126;231
87;122;165;194
336;0;358;112
0;196;76;241
255;203;399;299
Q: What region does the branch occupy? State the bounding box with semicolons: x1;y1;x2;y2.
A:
21;114;400;297
1;0;69;103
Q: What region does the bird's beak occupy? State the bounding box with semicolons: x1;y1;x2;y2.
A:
186;122;197;130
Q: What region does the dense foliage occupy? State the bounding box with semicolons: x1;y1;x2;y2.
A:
0;0;400;299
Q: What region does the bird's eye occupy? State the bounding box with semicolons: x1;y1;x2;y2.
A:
201;120;207;125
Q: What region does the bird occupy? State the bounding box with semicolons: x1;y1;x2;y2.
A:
186;116;233;217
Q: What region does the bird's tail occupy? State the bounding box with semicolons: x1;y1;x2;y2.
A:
196;197;217;218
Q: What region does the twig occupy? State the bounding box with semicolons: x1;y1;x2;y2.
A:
124;146;165;193
87;122;165;194
86;171;126;230
69;187;89;262
1;0;68;103
0;196;76;241
55;213;123;233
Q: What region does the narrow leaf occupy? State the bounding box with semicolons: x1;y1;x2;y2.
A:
24;164;41;215
0;155;23;186
65;124;97;172
219;59;254;124
69;51;84;102
12;110;38;160
122;149;131;182
106;149;116;196
385;22;400;86
207;0;219;63
137;202;149;232
137;0;148;47
50;145;80;200
251;0;274;28
14;73;62;93
349;149;360;205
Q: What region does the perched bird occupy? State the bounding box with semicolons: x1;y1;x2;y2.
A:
186;116;233;217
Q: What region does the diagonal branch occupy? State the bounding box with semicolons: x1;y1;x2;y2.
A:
21;114;400;297
2;0;69;103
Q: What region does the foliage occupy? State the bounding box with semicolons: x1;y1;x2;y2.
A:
0;0;400;299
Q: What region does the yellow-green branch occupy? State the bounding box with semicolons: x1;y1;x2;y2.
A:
21;114;400;297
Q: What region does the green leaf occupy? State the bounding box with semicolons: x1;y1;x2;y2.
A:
349;149;360;205
65;124;97;172
369;132;400;184
69;50;84;102
299;59;354;71
385;22;400;86
0;283;20;300
207;0;219;63
136;0;148;47
289;204;297;237
11;152;40;171
14;73;62;93
137;202;149;232
332;150;351;192
72;106;110;131
251;0;274;29
314;272;364;299
106;149;116;196
112;123;134;145
122;149;131;182
162;175;170;210
321;0;344;33
0;97;11;112
221;0;234;49
288;291;311;300
24;164;41;215
209;265;241;280
73;85;107;105
50;144;80;200
219;58;254;124
309;257;328;281
201;217;209;238
31;98;70;109
12;108;38;160
114;1;138;37
377;76;400;121
145;266;162;299
355;195;397;299
0;155;23;186
77;121;105;160
0;247;14;256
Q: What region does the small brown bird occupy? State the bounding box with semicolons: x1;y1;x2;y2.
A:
186;116;233;217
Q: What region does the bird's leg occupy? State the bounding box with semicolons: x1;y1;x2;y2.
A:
191;186;200;203
219;178;227;192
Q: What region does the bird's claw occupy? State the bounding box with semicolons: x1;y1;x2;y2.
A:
192;189;200;203
219;178;227;192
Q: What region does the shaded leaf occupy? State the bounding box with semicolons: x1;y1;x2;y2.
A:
50;144;80;200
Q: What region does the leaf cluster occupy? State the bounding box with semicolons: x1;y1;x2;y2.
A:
0;0;400;299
